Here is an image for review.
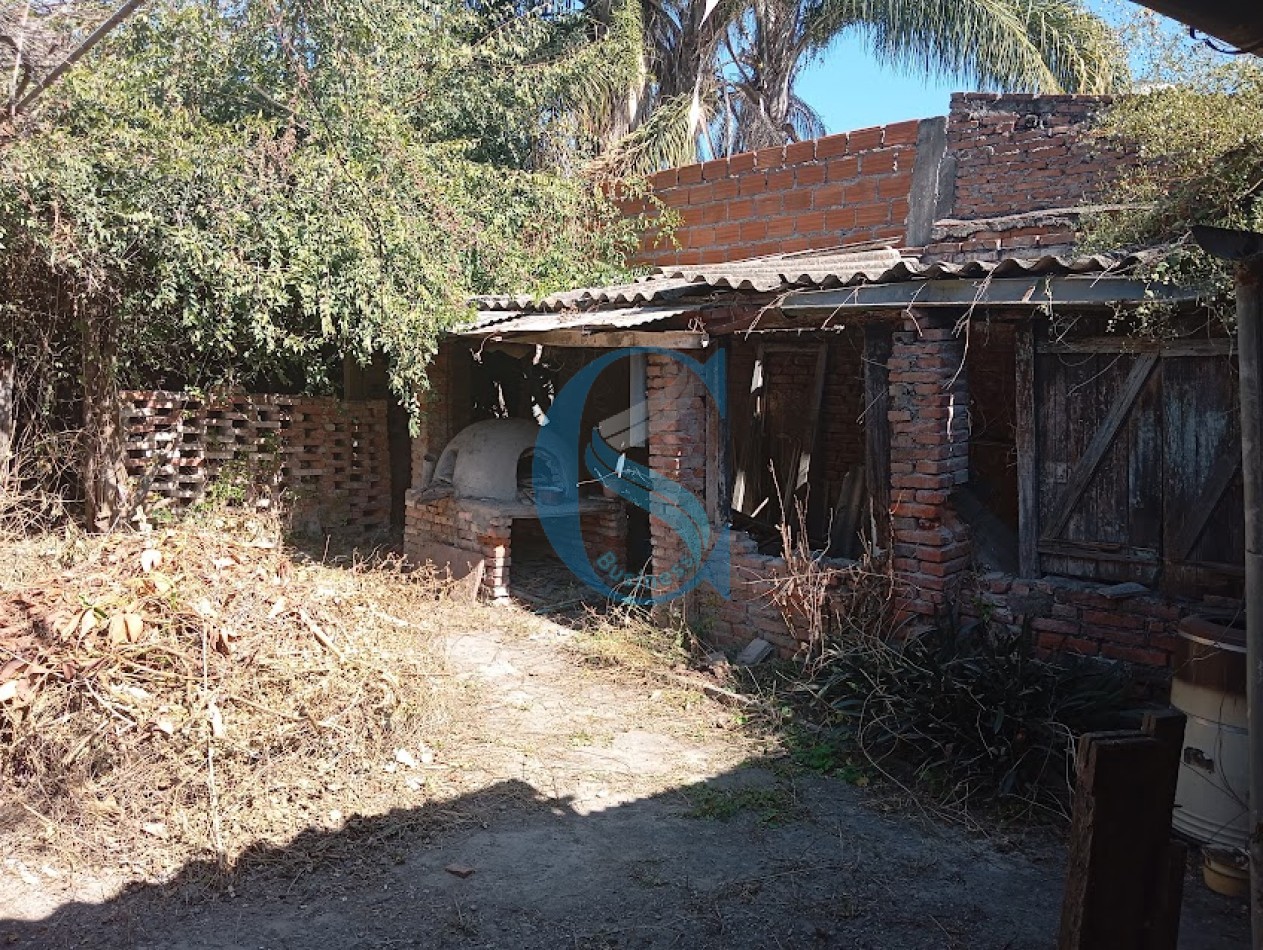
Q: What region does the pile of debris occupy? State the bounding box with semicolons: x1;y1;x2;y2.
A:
0;515;454;877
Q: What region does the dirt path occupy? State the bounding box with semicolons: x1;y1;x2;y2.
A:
1;619;1249;949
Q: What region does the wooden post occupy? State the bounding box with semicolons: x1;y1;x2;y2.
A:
1058;711;1186;950
1192;225;1263;949
1238;256;1263;950
1014;322;1039;576
863;322;892;548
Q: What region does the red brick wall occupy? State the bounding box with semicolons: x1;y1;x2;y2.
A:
819;335;866;494
624;93;1133;268
625;121;923;267
925;93;1129;261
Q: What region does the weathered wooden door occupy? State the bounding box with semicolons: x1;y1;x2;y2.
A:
1026;335;1242;596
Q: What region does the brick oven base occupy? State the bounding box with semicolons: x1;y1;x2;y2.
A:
404;491;628;602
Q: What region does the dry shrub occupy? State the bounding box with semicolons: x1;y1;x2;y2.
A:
0;509;459;877
767;495;896;658
798;612;1128;820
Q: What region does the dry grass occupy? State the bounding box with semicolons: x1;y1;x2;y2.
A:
562;606;696;678
0;508;474;880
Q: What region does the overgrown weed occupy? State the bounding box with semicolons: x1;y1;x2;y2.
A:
0;499;468;880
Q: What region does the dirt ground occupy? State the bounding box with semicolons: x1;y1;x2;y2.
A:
1;614;1251;949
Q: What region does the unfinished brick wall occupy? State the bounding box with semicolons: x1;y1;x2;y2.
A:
966;572;1184;675
625;120;925;267
404;494;513;598
925;93;1129;261
121;391;391;531
645;351;710;599
623;93;1137;270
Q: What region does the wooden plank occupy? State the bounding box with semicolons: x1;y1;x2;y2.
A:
1172;446;1241;560
1037;338;1233;357
1058;734;1171;950
1126;358;1164;569
1161;353;1244;593
863;323;893;548
1043;353;1160;542
1038;538;1160;564
1015;323;1040;576
499;330;708;349
1146;841;1187;950
800;344;829;492
716;338;732;522
1140;710;1188;950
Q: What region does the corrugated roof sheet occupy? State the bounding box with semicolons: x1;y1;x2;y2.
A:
470;247;1163;319
459;305;695;336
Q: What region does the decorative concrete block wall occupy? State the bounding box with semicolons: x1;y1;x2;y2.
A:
120;391;392;531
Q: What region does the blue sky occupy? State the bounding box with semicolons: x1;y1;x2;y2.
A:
792;1;1174;135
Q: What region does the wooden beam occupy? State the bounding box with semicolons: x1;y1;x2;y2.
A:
493;330;709;349
863;324;893;547
1038;338;1234;357
1015;323;1039;576
1042;353;1159;542
782;277;1209;313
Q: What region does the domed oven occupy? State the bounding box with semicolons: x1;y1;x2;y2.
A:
428;418;568;504
407;418;626;601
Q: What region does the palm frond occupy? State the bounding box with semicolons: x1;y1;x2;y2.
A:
802;0;1123;94
596;90;705;175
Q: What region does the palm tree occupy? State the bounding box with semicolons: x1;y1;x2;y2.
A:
593;0;1122;169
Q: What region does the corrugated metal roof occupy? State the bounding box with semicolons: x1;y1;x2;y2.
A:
470;248;1164;319
459;305;695;337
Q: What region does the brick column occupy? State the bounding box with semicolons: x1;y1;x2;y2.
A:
646;352;708;602
887;312;971;623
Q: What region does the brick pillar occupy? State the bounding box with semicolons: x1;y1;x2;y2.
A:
474;511;512;601
887;312;971;623
646;352;708;603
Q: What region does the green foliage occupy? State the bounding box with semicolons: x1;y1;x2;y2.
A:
0;0;645;406
684;783;800;824
1084;10;1263;307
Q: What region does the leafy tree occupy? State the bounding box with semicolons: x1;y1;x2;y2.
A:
0;0;645;528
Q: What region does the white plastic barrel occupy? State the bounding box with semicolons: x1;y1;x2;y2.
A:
1170;614;1249;853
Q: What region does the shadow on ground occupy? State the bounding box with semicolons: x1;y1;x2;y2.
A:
1;761;1249;950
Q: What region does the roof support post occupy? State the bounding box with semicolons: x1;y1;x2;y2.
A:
1193;225;1263;948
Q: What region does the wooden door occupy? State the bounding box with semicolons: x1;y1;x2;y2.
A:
1026;336;1242;595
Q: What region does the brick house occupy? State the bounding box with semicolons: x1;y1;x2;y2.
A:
404;93;1240;678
